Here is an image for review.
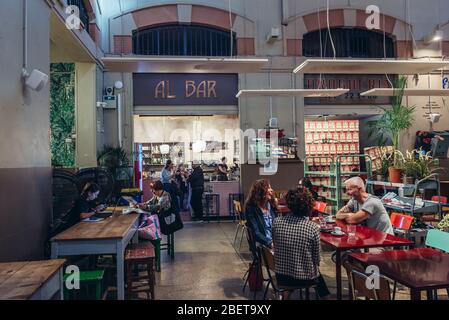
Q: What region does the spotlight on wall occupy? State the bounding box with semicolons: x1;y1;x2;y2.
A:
114;81;124;90
423;29;443;45
22;68;49;91
430;113;442;123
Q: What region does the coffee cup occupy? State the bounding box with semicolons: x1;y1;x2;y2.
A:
325;215;334;222
333;226;342;234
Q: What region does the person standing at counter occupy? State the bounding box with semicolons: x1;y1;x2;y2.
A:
188;161;205;221
175;163;189;211
161;160;174;192
217;157;229;181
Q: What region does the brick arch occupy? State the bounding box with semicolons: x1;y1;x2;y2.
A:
113;4;256;55
285;9;414;58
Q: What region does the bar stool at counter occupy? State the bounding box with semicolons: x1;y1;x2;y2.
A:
229;193;244;222
203;193;220;223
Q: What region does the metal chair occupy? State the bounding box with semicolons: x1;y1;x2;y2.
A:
425;229;449;299
232;201;248;251
259;245;318;300
344;260;392;300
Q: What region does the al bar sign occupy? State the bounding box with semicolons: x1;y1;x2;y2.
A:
133;73;238;106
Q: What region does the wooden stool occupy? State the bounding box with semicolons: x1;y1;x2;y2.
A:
125;242;156;300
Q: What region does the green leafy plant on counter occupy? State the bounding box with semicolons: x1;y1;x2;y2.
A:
367;76;415;168
378;152;394;177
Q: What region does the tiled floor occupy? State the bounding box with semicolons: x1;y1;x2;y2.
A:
151;221;447;300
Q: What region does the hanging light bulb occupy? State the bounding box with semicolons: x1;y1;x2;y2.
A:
160;144;170;155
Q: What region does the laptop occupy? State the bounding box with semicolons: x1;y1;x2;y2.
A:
92;211;113;219
122;196;138;206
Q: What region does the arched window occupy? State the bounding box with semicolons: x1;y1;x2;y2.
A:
303;28;395;58
133;25;237;56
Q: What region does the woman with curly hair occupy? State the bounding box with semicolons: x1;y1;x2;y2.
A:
244;179;277;255
272;188;330;300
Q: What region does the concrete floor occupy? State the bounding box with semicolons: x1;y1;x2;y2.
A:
152;221;446;300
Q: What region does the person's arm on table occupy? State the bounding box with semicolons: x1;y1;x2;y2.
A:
343;210;370;224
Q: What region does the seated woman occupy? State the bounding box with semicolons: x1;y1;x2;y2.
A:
138;181;171;214
245;179;277;255
51;182;102;236
272;188;330;300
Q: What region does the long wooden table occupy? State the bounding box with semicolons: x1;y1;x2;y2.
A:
348;248;449;300
320;221;414;300
51;210;140;300
0;259;66;300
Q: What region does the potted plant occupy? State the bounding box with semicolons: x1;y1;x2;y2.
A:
377;152;393;181
368;76;415;183
402;150;418;185
412;149;440;181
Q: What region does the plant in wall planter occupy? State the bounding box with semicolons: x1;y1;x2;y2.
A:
368;76;415;183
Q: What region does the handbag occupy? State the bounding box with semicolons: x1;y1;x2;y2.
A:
248;261;263;292
138;214;162;240
158;209;184;235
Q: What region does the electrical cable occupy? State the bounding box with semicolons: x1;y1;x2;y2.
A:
229;0;233;57
326;0;336;59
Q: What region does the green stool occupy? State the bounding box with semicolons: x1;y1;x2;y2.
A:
63;270;105;300
150;234;174;272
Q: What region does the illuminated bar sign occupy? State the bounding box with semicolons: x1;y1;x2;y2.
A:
304;74;394;105
133;73;238;106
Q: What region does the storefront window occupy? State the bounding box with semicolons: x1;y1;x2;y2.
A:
303;28;394;58
133;24;237;56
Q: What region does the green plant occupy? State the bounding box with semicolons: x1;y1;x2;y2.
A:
50;63;76;167
412;149;440;180
98;146;130;168
437;214;449;232
378;152;393;176
402;150;419;178
368;76;416;168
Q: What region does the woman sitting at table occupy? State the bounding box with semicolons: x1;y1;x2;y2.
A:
51;182;102;236
245;179;277;255
138;181;171;214
272;188;330;300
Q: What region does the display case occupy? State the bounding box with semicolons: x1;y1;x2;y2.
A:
141;143;185;171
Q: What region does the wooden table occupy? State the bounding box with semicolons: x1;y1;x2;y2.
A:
348;248;449;300
320;221;414;300
0;260;66;300
51;211;140;300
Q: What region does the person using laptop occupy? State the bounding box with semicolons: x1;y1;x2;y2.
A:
51;182;102;235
